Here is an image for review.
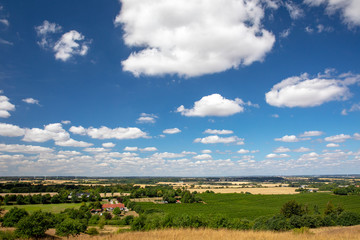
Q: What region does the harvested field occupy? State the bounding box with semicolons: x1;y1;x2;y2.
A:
190;187;299;194
130;197;162;202
62;225;360;240
100;192;130;197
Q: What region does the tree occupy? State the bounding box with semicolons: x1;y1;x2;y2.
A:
55;218;87;237
15;211;53;238
280;200;305;218
113;207;121;215
2;207;29;227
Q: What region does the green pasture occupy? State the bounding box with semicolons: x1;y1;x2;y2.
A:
3;203;82;214
136;193;360;220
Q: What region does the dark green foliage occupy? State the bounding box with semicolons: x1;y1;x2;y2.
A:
102;212;112;220
15;210;53;238
265;215;291;231
280;200;305;218
55;218;87;237
0;230;17;240
337;211;360;226
113;207;121;215
122;215;134;225
88;214;100;225
2;207;28;227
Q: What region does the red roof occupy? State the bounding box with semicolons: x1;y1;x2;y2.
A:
102;203;125;209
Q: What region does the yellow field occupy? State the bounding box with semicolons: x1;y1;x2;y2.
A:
65;226;360;240
190;187;300;194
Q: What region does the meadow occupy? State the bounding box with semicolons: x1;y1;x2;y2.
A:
136;193;360;220
3;203;82;214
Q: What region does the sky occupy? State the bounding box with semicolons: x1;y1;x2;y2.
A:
0;0;359;176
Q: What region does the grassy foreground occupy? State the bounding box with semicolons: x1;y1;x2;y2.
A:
3;203;82;213
68;226;360;240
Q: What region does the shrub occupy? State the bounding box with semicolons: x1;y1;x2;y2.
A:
15;211;53;238
292;227;310;234
266;215;291;231
88;214;100;225
86;227;99;235
337;211;360;226
56;218;87;237
280;200;305;218
252;216;269;230
2;207;28;227
0;230;17;240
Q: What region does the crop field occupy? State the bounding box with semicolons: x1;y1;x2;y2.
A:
190;187;300;194
136;193;360;220
3;202;82;213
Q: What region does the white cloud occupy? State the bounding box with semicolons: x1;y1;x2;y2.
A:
102;142;116;148
193;154;212;160
22;98;40;105
271;114;279;118
275;135;301;142
293;147;312;152
83;147;109;153
182;151;196;155
280;28;291;38
300;131;324;137
152;152;184;159
326;143;339;147
140;147;158;152
54;30;90;61
285;1;304;19
35;20;62;48
0;19;9;26
204;129;233;135
354;133;360;140
265;70;360;107
0;123;25;137
194;135;244;144
324;134;351;143
163;128;181;134
266;153;290;158
298;152;319;161
137;113;158;124
201;149;212;154
56;139;93;147
177;94;249;117
274;146;291;153
305;26;314;33
304;0;360;27
238;149;250;154
0;94;15;118
71;126;148;140
342;103;360;115
115;0;275;77
61;120;71;125
0;143;53;154
124;146;138;151
58;150;81;156
0;38;13;46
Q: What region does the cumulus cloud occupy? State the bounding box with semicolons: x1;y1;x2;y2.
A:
193;154;212;160
238;149;250;154
354;133;360;140
304;0;360;27
204;129;233;135
124;146;138;151
35;21;90;61
54;30;90;61
266;153;290;158
201;149;212;154
275;135;306;142
300;131;324;137
342;103;360;115
70;125;148;140
0;143;53;154
177;94;256;117
0;94;15;118
152;152;185;159
274;146;291;153
22;98;40;105
324;134;351;143
326;143;339;147
83;147;109;153
194;135;244;144
102;142;116;148
163;128;181;134
115;0;275;77
293;147;312;152
140;147;158;152
61;120;71;125
0;123;25;137
137;113;158;124
265;70;360;107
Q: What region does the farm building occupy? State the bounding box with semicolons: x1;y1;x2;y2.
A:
102;203;125;211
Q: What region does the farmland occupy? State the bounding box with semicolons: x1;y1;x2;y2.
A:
3;203;82;214
136;192;360;220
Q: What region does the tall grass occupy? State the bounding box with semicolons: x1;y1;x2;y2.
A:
67;226;360;240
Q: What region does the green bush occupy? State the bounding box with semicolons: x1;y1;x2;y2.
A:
266;215;291;231
280;200;305;218
337;211;360;226
2;207;28;227
56;218;87;237
86;227;99;235
89;214;100;225
0;230;17;240
292;226;310;234
252;216;269;230
122;215;134;225
15;211;53;238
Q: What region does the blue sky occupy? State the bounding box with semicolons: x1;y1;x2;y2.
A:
0;0;359;176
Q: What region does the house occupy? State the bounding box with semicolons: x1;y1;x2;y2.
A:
68;192;91;199
102;203;125;211
90;209;103;214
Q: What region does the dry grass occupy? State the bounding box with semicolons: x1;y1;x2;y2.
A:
63;226;360;240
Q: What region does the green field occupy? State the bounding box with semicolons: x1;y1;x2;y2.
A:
3;203;83;214
137;193;360;220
